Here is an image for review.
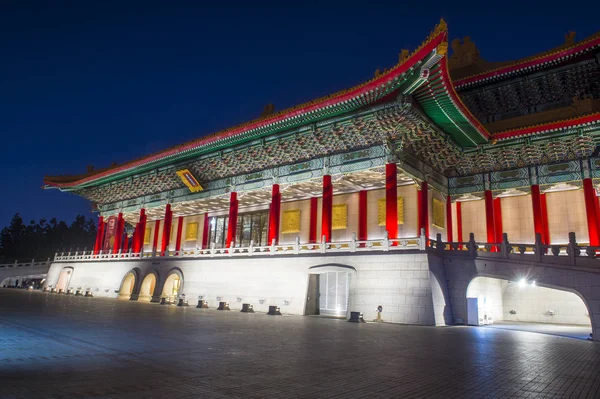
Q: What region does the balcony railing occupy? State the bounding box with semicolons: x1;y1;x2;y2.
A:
53;233;426;262
426;231;600;267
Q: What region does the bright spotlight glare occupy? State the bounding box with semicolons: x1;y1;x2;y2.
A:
519;278;526;288
531;280;536;286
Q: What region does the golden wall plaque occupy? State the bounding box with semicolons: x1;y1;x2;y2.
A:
377;197;404;226
432;198;445;229
144;228;152;245
185;222;199;241
281;210;301;234
332;204;348;230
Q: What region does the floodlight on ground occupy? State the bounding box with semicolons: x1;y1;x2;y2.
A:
519;278;526;288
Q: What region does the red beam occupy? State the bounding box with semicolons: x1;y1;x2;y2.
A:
112;213;124;254
175;216;184;252
322;175;333;242
484;190;495;248
446;196;453;242
309;197;318;243
540;193;550;245
385;163;398;240
226;192;238;249
456;201;463;249
358;190;368;242
268;184;281;245
137;208;147;253
201;213;210;249
583;178;600;246
160;204;173;254
531;185;545;244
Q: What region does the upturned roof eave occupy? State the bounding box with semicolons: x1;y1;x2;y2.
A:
453;33;600;90
44;21;449;190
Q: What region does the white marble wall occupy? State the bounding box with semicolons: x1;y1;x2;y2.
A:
460;199;487;242
546;189;589;244
500;195;535;244
466;276;506;322
46;252;438;325
503;284;590;325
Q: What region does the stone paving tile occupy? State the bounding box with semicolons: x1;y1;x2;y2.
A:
1;289;600;398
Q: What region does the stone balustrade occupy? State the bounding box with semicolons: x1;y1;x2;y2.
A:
54;234;426;262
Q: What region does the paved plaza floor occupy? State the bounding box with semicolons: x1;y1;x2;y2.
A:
484;321;593;341
1;289;599;398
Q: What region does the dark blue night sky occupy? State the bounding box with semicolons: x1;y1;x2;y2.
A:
1;0;598;227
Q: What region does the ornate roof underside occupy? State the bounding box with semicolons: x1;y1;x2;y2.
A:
44;20;492;197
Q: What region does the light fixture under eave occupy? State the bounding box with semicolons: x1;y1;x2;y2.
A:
543;182;579;193
455;193;482;202
495;188;528;198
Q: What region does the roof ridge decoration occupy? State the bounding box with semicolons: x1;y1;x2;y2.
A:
493;111;600;141
44;19;450;190
454;30;600;89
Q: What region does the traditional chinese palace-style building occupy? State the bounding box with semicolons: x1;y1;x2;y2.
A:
24;20;600;339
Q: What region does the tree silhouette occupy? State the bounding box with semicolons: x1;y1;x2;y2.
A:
0;213;97;263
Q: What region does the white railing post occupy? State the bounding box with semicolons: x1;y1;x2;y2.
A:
270;238;276;255
249;240;254;256
210;242;216;257
419;228;426;251
350;232;356;253
321;235;326;254
383;231;390;252
294;237;300;254
229;241;234;257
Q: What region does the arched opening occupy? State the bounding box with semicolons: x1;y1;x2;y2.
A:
161;273;181;302
307;264;355;318
138;273;157;302
466;276;592;339
55;267;73;293
118;272;136;300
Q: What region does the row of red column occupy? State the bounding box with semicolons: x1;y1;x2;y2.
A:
93;163;429;252
448;178;600;247
99;166;600;251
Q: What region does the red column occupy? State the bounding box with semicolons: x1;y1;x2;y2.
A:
175;216;184;252
152;220;161;252
583;178;600;246
268;184;281;245
93;216;104;254
531;185;546;245
484;190;496;248
137;208;147;253
418;182;429;238
456;201;463;249
226;192;238;249
112;213;124;254
358;190;368;241
201;213;210;249
131;223;139;253
309;197;318;243
322;175;333;242
160;204;173;253
122;233;129;253
385;163;398;240
446;196;453;242
493;198;503;246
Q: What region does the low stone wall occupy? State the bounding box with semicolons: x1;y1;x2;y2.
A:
47;251;440;325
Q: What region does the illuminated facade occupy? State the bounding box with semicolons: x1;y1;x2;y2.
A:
40;21;600;337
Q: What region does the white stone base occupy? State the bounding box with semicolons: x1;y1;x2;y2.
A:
47;252;439;325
